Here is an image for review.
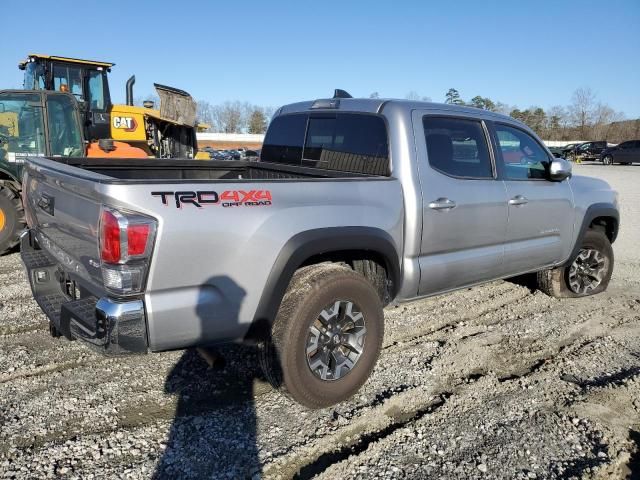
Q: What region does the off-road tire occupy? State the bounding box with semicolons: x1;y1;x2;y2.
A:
536;229;613;298
260;263;384;409
0;186;25;256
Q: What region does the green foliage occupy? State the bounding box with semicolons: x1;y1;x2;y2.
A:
470;96;496;111
445;88;464;105
509;107;548;136
248;108;268;134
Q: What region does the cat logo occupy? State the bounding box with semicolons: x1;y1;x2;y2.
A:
112;116;138;132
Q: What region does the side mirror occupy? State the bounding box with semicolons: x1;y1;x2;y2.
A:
549;158;572;181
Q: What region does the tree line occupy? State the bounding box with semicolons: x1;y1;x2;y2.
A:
434;87;636;143
136;95;273;134
195;101;275;134
148;86;637;141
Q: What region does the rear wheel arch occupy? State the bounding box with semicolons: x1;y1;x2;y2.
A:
249;227;400;339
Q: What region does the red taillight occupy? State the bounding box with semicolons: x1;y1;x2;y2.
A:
98;206;157;295
127;224;150;256
100;210;121;263
99;208;156;264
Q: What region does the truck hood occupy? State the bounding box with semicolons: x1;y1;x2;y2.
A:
570;174;613;192
569;174;619;210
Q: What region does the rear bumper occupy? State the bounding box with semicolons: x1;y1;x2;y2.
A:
20;230;148;355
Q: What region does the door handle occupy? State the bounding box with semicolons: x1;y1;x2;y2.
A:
428;198;456;210
508;195;529;206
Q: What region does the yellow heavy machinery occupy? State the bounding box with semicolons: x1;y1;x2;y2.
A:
19;54;206;159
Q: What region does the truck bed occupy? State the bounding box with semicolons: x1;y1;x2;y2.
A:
21;155;403;352
52;157;380;182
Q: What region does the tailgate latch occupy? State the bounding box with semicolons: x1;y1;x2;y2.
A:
37;193;55;216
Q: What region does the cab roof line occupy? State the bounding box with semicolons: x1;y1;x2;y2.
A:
24;53;115;68
376;100;390;114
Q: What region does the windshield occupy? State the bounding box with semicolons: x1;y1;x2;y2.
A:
0;93;46;161
23;62;46;90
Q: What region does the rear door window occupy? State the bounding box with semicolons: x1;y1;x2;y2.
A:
422;116;493;178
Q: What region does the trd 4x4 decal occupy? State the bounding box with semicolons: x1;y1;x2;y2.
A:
151;190;272;208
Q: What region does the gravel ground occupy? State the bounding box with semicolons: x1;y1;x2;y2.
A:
0;163;639;479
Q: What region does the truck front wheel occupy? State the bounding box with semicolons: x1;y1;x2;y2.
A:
0;186;24;256
260;263;384;409
536;229;613;298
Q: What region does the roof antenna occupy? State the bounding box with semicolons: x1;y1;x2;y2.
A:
333;89;353;99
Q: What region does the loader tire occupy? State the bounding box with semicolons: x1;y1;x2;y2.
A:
0;186;24;256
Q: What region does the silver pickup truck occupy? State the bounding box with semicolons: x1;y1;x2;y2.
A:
20;94;619;408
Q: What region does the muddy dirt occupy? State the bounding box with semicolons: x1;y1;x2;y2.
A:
0;163;638;479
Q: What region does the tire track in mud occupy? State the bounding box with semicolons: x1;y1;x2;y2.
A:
262;386;456;480
293;322;640;480
0;358;96;384
2;280;637;463
0;322;47;336
262;308;634;479
382;283;532;351
0;284;534;461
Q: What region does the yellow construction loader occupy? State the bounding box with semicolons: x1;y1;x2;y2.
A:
19;54;208;159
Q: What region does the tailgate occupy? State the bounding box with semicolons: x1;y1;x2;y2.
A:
23;157;107;292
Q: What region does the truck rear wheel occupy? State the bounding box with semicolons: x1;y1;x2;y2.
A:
260;263;384;409
0;186;24;256
536;229;613;298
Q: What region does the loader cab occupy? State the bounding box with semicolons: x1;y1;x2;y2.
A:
19;54;113;141
0;90;85;177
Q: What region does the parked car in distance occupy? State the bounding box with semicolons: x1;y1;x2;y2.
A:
242;149;259;161
600;140;640;165
20;94;619;408
547;146;565;158
212;151;232;161
575;141;608;161
562;143;582;159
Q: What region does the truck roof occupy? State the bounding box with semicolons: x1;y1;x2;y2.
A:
277;97;525;128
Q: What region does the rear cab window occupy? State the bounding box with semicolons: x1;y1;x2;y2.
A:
261;112;389;175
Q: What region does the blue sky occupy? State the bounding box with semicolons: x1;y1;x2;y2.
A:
2;0;639;117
